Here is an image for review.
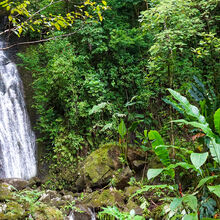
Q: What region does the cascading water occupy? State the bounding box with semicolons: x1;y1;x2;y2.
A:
0;39;37;179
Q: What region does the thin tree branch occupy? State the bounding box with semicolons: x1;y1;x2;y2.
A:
0;28;15;36
26;0;64;22
0;0;65;37
0;28;83;50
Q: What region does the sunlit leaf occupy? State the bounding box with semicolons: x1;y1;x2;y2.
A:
190;152;208;169
147;168;164;180
214;108;220;135
208;185;220;198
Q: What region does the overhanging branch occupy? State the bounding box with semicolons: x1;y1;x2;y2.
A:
0;28;83;50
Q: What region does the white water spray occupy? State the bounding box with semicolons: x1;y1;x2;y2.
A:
0;40;37;179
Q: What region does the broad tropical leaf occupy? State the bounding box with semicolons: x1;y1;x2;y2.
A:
197;175;218;188
168;89;220;164
168;89;206;123
147;168;164;180
148;130;170;166
170;198;182;211
118;120;127;139
155;145;171;166
209;138;220;164
173;119;214;138
214;108;220;135
190;152;208;169
183;213;198;220
208;185;220;198
182;195;198;212
148;130;164;147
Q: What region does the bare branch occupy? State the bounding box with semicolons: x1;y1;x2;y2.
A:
0;28;15;36
0;28;83;50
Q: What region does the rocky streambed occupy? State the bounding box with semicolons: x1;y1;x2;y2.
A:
0;144;162;219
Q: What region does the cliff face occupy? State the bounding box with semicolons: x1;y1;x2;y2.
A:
0;14;41;177
0;14;37;129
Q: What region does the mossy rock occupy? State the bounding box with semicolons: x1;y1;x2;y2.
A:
125;200;143;215
75;143;122;190
32;204;63;220
82;189;125;208
146;204;165;219
124;186;140;198
2;201;25;220
0;183;13;201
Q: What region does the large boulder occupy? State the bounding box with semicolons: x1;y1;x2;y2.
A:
39;190;68;208
32;204;63;220
0;178;29;190
0;182;14;201
75;143;122;190
81;188;125;209
0;201;26;220
66;205;96;220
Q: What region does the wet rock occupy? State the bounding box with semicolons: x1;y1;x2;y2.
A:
50;197;66;208
66;205;96;220
39;193;50;203
45;190;59;199
0;182;13;201
0;178;29;190
2;201;25;220
133;160;146;168
82;188;125;208
75;143;122;190
127;147;146;163
32;204;63;220
63;194;74;202
114;166;133;189
39;190;66;207
126;200;143;215
124;186;140;197
28;177;42;188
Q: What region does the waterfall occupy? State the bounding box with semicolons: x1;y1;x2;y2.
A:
0;39;37;179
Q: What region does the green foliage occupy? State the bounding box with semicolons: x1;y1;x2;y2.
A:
188;76;220;130
214;108;220;135
145;89;220;219
118;120;127;139
98;206;145;220
139;0;219;142
199;196;217;219
168;89;220;164
190;152;209;170
130;184;173;199
148;130;170;166
0;0;109;37
18;0;150;185
148;130;164;147
6;0;219;219
16;190;44;214
207;185;220;198
170;194;198;213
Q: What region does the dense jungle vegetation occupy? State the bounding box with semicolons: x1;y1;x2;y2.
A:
0;0;220;219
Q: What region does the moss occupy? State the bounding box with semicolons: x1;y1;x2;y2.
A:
0;183;13;201
32;204;63;220
126;200;140;212
82;189;125;208
124;186;140;198
84;144;119;182
0;201;25;220
76;143;121;189
146;204;165;219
